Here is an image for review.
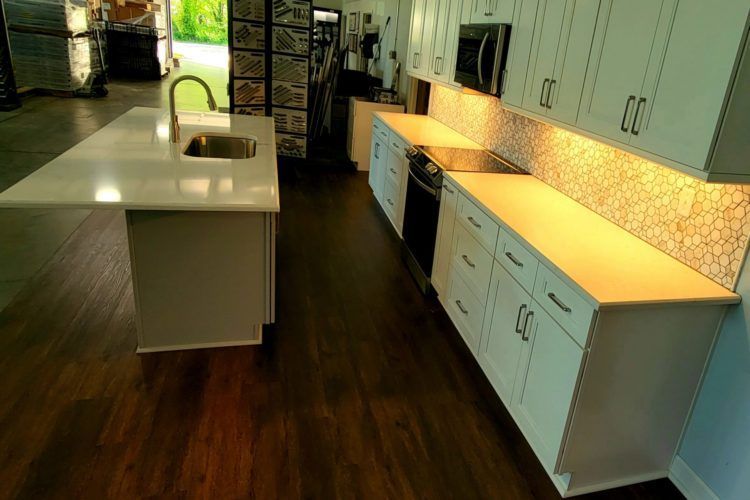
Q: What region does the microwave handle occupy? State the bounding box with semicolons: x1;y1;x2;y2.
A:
477;32;490;85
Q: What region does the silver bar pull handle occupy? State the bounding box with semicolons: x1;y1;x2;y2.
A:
462;254;476;268
621;95;636;132
521;311;534;341
387;198;394;206
467;216;482;229
631;97;647;135
443;185;455;194
389;168;397;174
515;304;528;334
455;300;469;315
548;292;572;313
505;251;523;268
540;78;550;107
545;79;556;109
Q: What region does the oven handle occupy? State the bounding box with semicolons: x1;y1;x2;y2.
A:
477;32;490;85
408;165;439;197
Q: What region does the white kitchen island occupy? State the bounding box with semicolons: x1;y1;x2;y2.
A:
0;107;279;352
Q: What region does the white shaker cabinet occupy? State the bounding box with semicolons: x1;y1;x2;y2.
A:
576;0;676;141
627;0;750;173
368;133;387;201
408;0;437;77
467;0;515;23
432;179;460;296
429;0;464;85
511;301;585;476
479;263;532;405
520;0;600;125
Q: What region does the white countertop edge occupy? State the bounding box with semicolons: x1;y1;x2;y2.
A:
445;172;741;309
0;200;281;213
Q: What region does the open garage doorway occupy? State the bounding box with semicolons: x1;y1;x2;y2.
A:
168;0;229;110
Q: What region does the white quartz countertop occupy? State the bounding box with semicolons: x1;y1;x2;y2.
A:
0;107;280;212
447;172;740;308
374;112;482;148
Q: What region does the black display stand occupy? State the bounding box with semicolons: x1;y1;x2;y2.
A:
229;0;312;159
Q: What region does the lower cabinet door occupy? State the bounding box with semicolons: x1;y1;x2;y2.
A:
445;267;486;354
512;301;585;473
478;263;531;405
432;180;459;296
369;137;386;200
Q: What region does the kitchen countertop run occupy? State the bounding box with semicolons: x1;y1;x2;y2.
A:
374;112;482;149
447;172;740;307
0;107;280;212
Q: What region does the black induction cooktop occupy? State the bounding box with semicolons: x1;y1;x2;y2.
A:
417;146;528;175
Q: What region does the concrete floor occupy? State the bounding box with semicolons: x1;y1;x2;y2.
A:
0;59;230;311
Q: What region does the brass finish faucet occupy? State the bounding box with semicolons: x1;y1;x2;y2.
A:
168;75;218;144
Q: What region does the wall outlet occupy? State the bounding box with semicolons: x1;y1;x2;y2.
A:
677;187;696;218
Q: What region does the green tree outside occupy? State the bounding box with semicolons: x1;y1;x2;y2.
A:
171;0;227;45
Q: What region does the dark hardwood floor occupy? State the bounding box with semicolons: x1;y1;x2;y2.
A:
0;164;684;499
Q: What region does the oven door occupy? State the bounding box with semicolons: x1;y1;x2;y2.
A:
402;162;441;293
454;24;508;95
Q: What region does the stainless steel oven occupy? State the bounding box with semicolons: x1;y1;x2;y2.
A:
454;23;512;95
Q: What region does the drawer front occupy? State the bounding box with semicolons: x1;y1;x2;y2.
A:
496;228;539;294
388;130;409;155
446;267;485;354
372;117;389;141
382;176;400;223
533;265;596;348
452;222;494;304
457;194;499;253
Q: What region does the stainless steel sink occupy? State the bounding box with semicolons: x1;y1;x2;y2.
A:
183;134;256;159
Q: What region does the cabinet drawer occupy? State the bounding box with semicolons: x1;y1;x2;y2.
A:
372;117;389;141
496;228;539;294
457;194;499;254
382;176;400;223
388;131;409;155
452;222;494;304
446;267;485;354
533;265;596;348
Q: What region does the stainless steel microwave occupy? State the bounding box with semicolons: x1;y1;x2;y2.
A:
454;24;512;96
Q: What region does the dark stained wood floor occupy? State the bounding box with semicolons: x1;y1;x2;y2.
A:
0;164;684;499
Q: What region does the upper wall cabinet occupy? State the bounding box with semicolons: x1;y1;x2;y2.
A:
502;0;750;182
408;0;437;77
429;0;464;84
467;0;515;23
516;0;600;125
577;0;677;145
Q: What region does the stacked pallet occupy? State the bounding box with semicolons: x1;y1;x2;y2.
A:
5;0;104;94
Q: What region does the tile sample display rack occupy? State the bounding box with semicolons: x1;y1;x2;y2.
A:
229;0;312;158
0;6;20;111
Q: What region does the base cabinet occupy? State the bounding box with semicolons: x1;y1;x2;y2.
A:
434;182;729;496
369;116;412;236
432;180;460;296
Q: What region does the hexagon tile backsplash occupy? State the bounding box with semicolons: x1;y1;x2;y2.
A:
428;85;750;289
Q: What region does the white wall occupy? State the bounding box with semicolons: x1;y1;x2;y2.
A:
676;248;750;500
341;0;413;103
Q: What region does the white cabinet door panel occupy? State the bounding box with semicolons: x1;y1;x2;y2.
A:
479;264;531;405
502;0;539;106
523;0;568;114
512;302;585;473
630;0;749;171
547;0;600;125
577;0;674;142
432;180;459;296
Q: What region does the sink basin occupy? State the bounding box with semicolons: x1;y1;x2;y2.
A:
183;133;256;159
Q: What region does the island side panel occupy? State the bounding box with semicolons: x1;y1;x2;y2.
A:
126;210;269;352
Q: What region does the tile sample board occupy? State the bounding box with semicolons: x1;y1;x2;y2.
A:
230;0;311;158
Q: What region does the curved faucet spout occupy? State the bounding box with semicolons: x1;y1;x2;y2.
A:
168;75;218;144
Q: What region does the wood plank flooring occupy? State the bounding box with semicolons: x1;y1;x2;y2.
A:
0;164;684;499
